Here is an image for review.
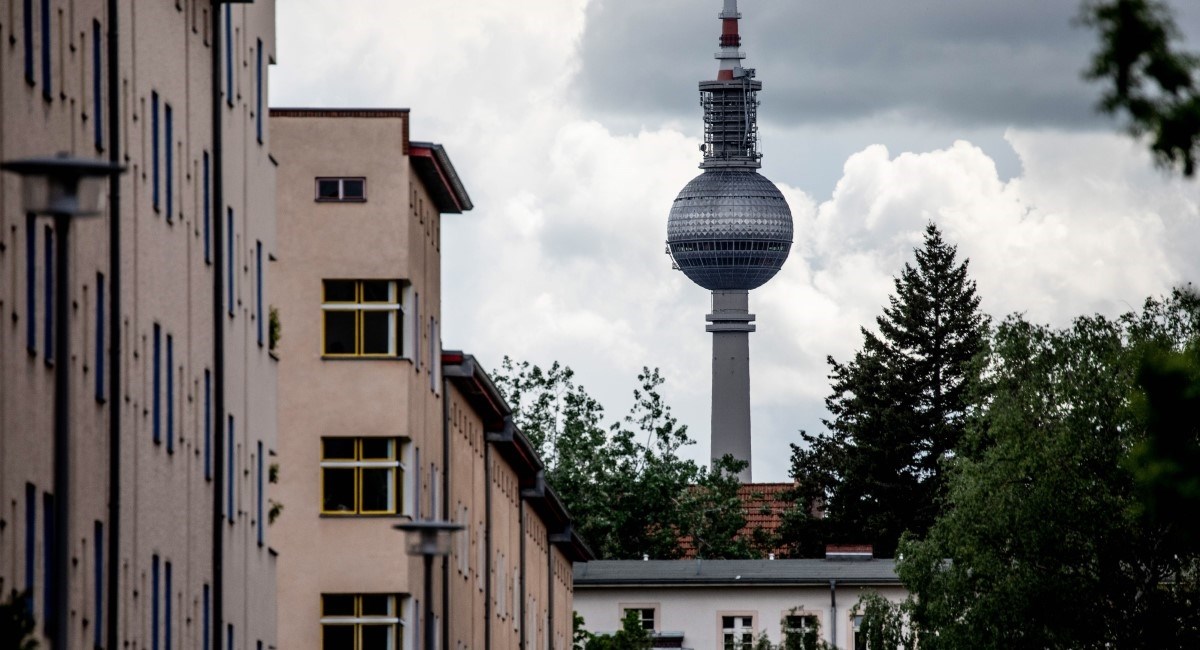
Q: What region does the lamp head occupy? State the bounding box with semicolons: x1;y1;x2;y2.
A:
1;152;125;218
393;519;464;557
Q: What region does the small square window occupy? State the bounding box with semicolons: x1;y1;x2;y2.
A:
315;177;367;202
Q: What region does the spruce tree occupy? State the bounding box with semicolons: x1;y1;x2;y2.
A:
782;223;988;557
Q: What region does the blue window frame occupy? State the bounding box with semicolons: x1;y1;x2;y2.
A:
26;216;36;353
24;484;35;603
44;225;53;364
203;584;210;650
227;208;234;316
96;273;105;401
23;0;33;84
93;20;103;149
256;240;263;346
153;323;161;444
227;624;234;650
228;415;235;522
256;440;264;546
224;6;232;106
256;39;263;143
205;369;212;480
204;152;211;263
165;103;174;221
40;0;50;99
167;333;174;453
42;492;54;634
152;91;160;211
165;560;173;650
152;554;159;650
414;292;420;367
94;521;104;647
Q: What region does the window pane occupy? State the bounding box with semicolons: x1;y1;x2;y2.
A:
342;179;365;199
360;624;393;650
323;280;357;303
360;439;393;460
322;468;356;513
361;311;392;355
360;281;391;303
360;468;394;512
322;594;355;617
323;439;356;460
317;179;340;199
324;311;356;355
321;624;354;649
359;595;392;616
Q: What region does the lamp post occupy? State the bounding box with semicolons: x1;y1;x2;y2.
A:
2;153;125;650
394;519;463;650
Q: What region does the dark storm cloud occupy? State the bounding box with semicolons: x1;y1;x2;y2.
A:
574;0;1199;129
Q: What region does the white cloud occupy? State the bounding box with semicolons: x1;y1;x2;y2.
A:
272;2;1200;482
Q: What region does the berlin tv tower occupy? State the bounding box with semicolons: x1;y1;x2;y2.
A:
666;0;793;482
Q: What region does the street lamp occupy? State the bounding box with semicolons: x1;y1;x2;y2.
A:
2;152;125;650
394;519;463;650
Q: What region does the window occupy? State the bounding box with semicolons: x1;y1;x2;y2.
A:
152;554;160;650
165;103;174;221
315;177;366;202
23;0;34;84
224;5;232;106
93;20;103;150
321;438;402;515
227;208;234;316
44;225;53;363
94;521;104;648
256;240;263;346
321;280;403;357
40;0;50;99
256;39;263;143
165;560;173;650
25;484;35;604
26;217;35;352
96;273;105;401
203;152;211;263
852;615;866;650
227;415;235;522
722;615;754;650
321;594;404;650
167;333;174;453
153;323;161;444
256;441;264;546
205;369;212;480
623;608;655;632
784;614;819;650
152;91;160;211
203;585;210;650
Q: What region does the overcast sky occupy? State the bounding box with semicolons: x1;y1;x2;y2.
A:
271;1;1200;481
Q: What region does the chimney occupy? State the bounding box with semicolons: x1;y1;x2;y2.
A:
825;544;873;561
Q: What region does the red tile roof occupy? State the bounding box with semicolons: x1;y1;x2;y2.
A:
679;482;794;558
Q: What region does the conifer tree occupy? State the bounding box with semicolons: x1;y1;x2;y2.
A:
781;223;988;557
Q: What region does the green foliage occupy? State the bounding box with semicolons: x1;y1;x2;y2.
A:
585;610;652;650
494;360;762;559
574;611;592;650
268;305;281;351
0;590;38;650
1081;0;1200;176
851;593;915;650
897;291;1200;649
782;223;988;557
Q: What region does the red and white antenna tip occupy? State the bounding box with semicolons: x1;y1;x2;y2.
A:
716;0;744;80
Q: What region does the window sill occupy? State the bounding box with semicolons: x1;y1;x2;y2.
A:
314;198;367;204
320;355;412;363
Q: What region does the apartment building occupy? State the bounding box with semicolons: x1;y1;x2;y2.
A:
271;109;591;650
1;2;277;650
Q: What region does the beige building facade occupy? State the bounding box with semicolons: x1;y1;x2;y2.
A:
271;110;590;650
1;2;278;650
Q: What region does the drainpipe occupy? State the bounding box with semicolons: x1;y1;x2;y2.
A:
441;375;450;648
210;2;227;649
546;540;554;650
829;579;837;649
104;1;122;649
484;441;492;650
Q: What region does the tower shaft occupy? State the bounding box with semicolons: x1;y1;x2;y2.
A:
707;290;755;482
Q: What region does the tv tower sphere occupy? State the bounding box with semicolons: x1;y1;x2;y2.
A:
667;0;793;482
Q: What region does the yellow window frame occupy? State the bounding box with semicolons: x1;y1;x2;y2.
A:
320;280;401;358
319;438;401;516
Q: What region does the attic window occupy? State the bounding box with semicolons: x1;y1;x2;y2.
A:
316;177;366;202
